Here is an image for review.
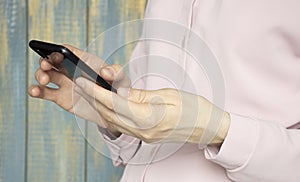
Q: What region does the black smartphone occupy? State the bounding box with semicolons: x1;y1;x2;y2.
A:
29;40;116;92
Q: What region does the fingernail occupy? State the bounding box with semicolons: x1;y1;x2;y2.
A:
101;67;114;77
75;78;85;89
117;87;130;98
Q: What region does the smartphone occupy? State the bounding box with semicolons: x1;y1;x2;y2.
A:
29;40;116;92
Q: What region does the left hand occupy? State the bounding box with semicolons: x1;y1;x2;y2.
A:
28;44;130;134
75;77;231;144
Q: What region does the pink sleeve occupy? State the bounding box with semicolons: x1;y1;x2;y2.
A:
204;114;300;181
103;134;141;166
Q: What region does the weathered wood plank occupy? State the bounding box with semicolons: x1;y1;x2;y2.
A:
1;1;147;181
86;0;147;181
27;0;87;181
0;1;27;181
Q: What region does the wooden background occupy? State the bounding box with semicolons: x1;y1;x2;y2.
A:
0;0;146;181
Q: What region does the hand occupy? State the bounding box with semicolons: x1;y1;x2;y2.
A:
28;45;130;132
75;77;231;144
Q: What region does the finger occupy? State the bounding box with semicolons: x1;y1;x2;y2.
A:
72;85;108;127
35;68;70;86
38;52;64;69
99;67;114;81
100;64;125;82
85;95;139;133
48;69;71;86
74;83;130;129
75;77;115;109
76;76;148;107
35;68;50;86
75;77;132;119
93;98;161;139
100;65;131;89
39;58;53;71
29;84;75;112
28;85;57;101
73;85;98;110
48;52;64;65
75;77;157;125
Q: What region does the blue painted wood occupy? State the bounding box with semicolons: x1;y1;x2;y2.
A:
27;0;87;181
0;1;147;181
0;0;27;181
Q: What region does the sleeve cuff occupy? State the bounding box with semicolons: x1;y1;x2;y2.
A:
98;126;140;148
103;133;141;148
102;132;141;166
204;114;260;170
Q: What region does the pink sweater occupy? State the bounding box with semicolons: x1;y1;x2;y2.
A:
103;0;300;181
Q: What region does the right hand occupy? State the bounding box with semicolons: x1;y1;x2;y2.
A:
28;44;130;130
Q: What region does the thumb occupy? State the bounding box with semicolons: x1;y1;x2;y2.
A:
100;64;128;81
100;64;131;89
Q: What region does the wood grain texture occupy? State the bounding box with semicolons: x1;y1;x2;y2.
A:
0;0;147;181
27;0;87;181
86;0;147;181
0;0;27;181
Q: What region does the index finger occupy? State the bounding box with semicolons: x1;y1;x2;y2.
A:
76;77;166;129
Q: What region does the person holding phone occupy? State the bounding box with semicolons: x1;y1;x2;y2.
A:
29;0;300;181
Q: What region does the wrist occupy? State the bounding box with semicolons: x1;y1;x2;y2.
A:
211;112;231;144
187;97;231;144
